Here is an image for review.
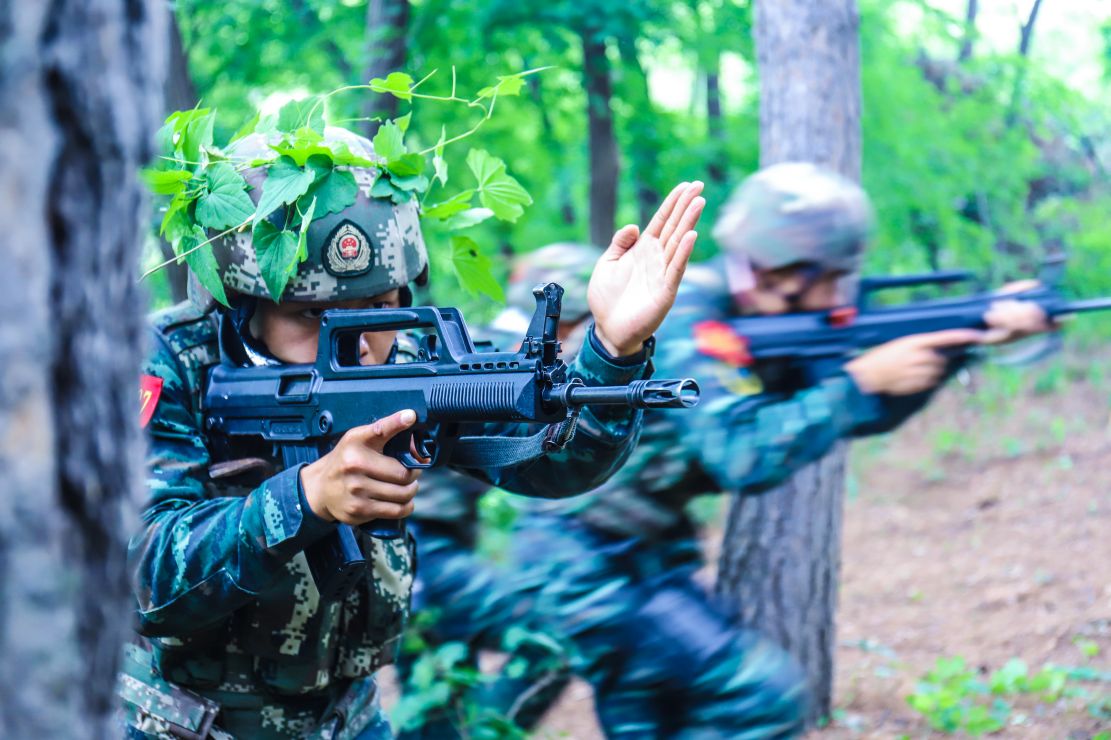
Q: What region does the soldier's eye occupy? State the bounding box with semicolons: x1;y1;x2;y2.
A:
299;308;325;320
372;301;393;309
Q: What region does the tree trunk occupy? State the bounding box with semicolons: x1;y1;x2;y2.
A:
716;0;862;728
1018;0;1044;58
706;59;727;186
363;0;410;136
581;28;618;249
957;0;978;62
616;35;660;229
161;10;195;304
524;63;577;226
0;1;165;736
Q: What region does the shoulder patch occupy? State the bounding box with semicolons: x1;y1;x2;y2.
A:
693;320;752;367
139;374;164;428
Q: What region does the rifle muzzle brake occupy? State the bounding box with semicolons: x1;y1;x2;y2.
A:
554;378;701;410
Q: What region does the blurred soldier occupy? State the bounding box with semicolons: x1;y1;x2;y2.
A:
117;122;706;739
508;162;1052;738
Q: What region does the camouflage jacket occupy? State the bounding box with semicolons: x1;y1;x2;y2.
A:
540;258;961;539
123;301;650;736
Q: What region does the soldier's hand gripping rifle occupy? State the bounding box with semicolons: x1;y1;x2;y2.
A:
205;283;699;598
717;267;1111;396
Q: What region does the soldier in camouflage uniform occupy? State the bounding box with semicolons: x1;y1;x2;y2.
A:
118;126;707;739
508;162;1052;738
399;244;602;737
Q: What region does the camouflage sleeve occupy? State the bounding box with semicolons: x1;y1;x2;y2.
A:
130;334;335;636
451;325;648;498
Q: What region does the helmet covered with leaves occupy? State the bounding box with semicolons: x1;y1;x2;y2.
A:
507;242;602;322
211;127;428;302
712;162;873;273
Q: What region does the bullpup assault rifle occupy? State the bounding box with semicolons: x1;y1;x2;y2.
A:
205;283;699;597
717;267;1111;394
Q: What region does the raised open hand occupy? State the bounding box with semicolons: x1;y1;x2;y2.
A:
589;182;706;357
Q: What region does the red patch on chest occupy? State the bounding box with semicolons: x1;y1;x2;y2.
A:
139;374;164;428
693;321;753;367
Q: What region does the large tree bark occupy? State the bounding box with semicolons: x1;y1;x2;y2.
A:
0;1;165;736
363;0;410;136
581;28;619;249
716;0;862;727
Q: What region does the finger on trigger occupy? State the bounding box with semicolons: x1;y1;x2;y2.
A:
916;328;985;348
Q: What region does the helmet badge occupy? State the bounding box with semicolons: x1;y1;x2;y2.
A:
324;220;374;276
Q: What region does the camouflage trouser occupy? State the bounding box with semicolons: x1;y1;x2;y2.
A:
510;514;808;739
396;521;571;739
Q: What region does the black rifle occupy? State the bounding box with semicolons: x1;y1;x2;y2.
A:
205;283;699;598
724;268;1111;394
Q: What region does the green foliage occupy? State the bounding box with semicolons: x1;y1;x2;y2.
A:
907;657;1074;734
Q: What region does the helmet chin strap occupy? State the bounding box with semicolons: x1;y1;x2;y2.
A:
219;295;282;368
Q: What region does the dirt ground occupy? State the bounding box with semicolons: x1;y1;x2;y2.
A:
388;355;1111;738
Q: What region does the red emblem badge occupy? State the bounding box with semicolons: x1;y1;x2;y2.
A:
693;321;753;367
340;235;360;258
139;374;164;429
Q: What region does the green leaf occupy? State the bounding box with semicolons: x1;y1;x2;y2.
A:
395;112;411;133
255;156;315;222
451;236;504;303
386;153;426;177
432;126;448;187
295;197;317;262
369;72;414;100
466;148;504;189
195;162;255;230
444;207;494;231
389;173;428;193
230;111;260;144
477;74;526;100
276;98;325;135
370;178;397;199
303;155;358;219
175;109;215;166
423;190;475;220
178;225;227;306
253;219;300;300
372;120;405;162
480;173;532;222
329;142;376;168
142;168;193;196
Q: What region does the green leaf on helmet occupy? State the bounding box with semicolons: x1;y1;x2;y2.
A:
328;142;376;168
160;195;193;240
386;152;425;177
178;225;228;307
172;109;215;167
422;190;474;220
302;155;359;219
255;156;315;222
370;177;396;200
479;172;531;222
195;162;255;230
141;168;192;196
276;98;325;135
295;197;317;262
451;236;504;303
444;207;494;231
372;120;405;162
253;219;301;300
230;111;260;144
390;173;428;193
369;72;414;100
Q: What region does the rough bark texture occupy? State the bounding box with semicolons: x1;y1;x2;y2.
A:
716;0;862;727
0;0;165;735
363;0;410;136
582;28;619;249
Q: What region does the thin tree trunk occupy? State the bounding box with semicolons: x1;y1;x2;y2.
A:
716;0;862;728
0;1;165;736
581;28;618;249
1018;0;1044;58
524;64;577;226
1007;0;1044;126
706;58;727;186
616;34;659;229
957;0;979;62
161;10;195;304
363;0;410;136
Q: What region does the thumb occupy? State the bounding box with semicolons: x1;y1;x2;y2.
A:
607;224;640;256
359;409;418;451
914;328;986;349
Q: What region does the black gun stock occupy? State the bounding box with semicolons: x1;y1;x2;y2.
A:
204;283;700;598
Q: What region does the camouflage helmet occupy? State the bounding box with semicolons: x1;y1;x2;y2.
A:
507;242;602;322
211;127;428;302
712;162;873;273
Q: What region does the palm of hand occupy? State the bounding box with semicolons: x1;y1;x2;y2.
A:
588;182;705;357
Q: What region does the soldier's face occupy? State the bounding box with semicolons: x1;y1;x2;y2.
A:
747;265;844;314
253;290;403;364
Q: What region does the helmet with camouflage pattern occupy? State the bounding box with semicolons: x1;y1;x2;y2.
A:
712;162;873;273
210;127;428;302
507;242;602;322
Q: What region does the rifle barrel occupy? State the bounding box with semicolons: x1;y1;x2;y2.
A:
563;379;700;409
1058;297;1111;315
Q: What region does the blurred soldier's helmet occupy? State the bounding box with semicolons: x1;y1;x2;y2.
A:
507;242;602;322
209;127;428;303
712;162;873;274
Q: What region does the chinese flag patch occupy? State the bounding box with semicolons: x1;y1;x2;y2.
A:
693;321;753;367
139;374;164;428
